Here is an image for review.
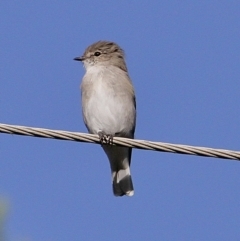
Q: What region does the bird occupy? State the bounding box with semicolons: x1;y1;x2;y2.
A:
74;41;136;196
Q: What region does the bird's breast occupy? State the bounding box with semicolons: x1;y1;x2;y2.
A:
81;66;135;136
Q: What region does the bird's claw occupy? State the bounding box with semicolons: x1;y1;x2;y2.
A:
98;131;113;145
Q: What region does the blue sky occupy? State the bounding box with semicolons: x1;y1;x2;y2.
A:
0;1;240;240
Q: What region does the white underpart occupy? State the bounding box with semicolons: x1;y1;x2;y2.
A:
83;65;134;136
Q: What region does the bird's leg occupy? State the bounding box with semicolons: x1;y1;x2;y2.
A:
97;130;113;145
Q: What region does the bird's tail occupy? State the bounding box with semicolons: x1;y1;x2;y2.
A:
112;167;134;196
102;145;134;197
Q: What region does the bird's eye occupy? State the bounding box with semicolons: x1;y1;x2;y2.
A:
94;51;101;56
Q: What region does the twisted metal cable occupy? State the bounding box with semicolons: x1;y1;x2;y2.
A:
0;123;240;161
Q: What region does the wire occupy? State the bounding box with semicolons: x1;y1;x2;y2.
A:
0;123;239;161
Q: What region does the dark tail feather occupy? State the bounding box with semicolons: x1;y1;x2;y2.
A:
113;174;134;197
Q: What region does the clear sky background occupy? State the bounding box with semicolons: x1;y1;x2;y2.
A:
0;1;240;241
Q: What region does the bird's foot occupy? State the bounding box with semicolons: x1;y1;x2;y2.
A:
97;131;113;145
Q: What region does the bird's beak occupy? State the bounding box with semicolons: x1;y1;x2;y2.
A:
73;56;84;61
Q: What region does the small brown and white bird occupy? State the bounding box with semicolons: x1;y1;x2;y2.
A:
74;41;136;196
